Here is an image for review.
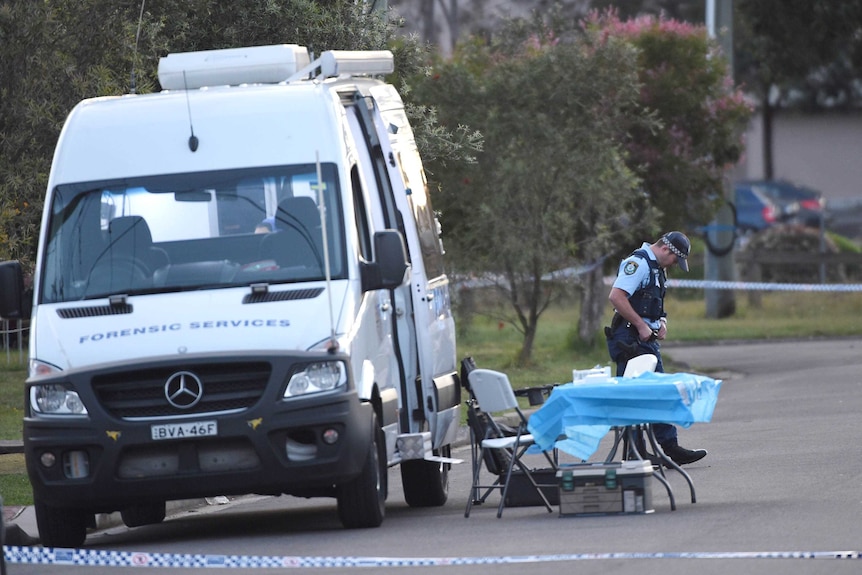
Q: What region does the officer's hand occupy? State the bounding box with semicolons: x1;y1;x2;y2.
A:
637;324;653;342
656;322;667;340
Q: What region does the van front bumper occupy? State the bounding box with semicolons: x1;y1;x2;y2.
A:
23;352;374;512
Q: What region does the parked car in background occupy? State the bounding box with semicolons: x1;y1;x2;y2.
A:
736;180;825;229
733;183;795;233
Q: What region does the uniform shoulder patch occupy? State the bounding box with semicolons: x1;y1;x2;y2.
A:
623;261;639;275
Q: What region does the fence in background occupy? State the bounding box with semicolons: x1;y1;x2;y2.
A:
0;320;27;365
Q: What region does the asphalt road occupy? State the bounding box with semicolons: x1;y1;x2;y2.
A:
7;337;862;574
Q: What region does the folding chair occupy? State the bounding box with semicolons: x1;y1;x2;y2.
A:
464;368;556;518
462;358;519;505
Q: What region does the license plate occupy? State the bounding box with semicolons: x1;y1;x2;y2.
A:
151;420;217;441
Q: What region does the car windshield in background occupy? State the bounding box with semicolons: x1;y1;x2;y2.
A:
761;181;823;209
41;165;346;303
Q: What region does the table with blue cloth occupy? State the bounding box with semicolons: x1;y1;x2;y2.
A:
526;371;722;509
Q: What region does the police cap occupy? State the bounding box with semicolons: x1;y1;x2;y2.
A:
661;231;690;272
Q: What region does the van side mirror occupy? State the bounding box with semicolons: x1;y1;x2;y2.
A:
361;230;408;292
0;261;29;320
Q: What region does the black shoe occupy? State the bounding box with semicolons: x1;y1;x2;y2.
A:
662;444;707;466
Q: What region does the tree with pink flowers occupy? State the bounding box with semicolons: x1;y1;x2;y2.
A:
413;9;752;363
583;10;752;232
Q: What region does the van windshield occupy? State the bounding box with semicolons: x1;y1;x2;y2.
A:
41;164;346;303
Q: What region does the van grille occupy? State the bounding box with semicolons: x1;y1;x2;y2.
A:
57;304;133;318
91;362;271;419
243;287;323;304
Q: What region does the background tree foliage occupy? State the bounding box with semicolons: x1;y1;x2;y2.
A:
413;9;750;364
585;11;752;234
0;1;61;270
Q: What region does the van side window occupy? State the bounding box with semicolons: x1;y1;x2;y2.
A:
351;165;373;260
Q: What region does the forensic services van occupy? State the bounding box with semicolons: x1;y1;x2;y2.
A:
0;44;460;548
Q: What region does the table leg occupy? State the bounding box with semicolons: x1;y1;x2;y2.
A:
624;426;677;511
604;427;625;462
645;425;697;504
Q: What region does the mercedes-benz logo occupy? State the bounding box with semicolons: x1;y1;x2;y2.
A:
164;371;204;409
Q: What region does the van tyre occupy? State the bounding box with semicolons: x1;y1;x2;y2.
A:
34;499;89;548
401;445;450;507
121;502;166;528
336;413;386;528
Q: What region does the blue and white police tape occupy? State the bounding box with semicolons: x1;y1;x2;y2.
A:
4;546;861;568
666;279;862;292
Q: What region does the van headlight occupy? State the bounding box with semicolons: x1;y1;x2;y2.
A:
29;358;62;378
284;362;347;398
30;384;89;416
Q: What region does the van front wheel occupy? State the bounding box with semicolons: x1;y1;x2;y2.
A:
34;499;90;548
401;445;450;507
336;414;386;528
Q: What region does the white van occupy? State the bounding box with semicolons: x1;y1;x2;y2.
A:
0;44;460;548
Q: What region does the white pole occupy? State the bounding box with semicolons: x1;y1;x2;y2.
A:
314;151;338;352
706;0;716;38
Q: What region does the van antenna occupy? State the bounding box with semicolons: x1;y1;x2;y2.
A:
314;151;338;353
129;0;146;94
183;71;199;152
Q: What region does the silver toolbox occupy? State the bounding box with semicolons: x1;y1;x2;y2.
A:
557;460;654;516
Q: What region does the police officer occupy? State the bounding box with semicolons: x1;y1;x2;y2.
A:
606;231;707;466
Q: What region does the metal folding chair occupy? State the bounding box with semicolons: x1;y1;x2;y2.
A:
464;368;556;518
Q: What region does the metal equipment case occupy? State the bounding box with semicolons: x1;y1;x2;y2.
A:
558;460;654;516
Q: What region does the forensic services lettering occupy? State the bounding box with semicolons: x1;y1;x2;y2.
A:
78;319;290;344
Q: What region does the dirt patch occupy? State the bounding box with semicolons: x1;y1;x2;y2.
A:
0;453;25;474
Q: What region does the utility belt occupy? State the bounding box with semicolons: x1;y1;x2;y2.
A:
605;312;658;342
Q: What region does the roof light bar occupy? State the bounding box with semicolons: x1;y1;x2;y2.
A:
319;50;395;78
287;50;395;82
158;44;311;90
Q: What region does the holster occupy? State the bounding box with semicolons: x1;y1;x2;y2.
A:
604;312;625;340
618;340;641;362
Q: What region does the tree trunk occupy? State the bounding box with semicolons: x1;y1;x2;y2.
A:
762;91;774;180
442;0;459;54
420;2;436;46
578;262;608;345
514;266;542;367
517;321;537;366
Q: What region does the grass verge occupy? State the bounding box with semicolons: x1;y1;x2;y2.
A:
0;357;28;505
0;454;31;506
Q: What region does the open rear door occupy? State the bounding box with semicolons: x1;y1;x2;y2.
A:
364;85;460;448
